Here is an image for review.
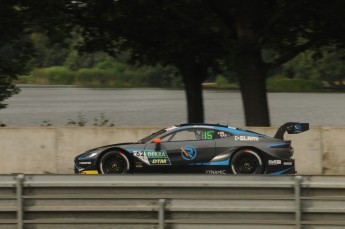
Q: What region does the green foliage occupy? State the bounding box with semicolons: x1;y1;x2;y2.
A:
24;58;181;88
22;29;182;88
215;75;229;86
267;78;323;92
30;33;69;67
0;75;20;109
0;1;34;109
281;51;317;80
279;46;345;87
30;67;74;85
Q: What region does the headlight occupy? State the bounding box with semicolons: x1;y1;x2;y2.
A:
78;150;100;160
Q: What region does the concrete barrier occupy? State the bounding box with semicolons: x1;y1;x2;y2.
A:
0;126;344;175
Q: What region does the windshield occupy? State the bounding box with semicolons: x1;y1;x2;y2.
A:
137;128;167;144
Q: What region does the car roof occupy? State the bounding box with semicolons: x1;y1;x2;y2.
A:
178;123;229;128
164;123;268;138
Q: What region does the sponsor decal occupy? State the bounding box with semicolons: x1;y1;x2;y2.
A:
133;150;171;165
283;161;293;166
151;159;168;164
146;151;167;158
136;162;143;168
294;124;302;133
206;170;226;175
218;131;227;138
235;136;259;141
268;160;282;165
217;131;231;138
181;146;197;160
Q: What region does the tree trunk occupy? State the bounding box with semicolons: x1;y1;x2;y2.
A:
234;0;270;126
176;60;208;123
183;76;204;123
237;50;270;126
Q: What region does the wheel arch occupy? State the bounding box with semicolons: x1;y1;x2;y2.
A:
231;146;267;160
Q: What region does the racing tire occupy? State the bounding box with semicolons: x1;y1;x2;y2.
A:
99;151;131;174
231;149;264;174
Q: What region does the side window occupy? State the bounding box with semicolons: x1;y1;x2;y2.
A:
160;128;229;142
214;130;233;139
161;129;197;142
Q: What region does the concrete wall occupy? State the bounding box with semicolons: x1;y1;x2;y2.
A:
0;127;344;175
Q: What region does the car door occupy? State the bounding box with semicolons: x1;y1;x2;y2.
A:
158;128;216;166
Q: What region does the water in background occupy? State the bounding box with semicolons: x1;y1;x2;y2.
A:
0;84;344;127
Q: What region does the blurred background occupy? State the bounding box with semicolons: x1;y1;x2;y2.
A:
1;0;345;127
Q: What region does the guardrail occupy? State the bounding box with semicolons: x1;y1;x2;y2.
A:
0;175;345;229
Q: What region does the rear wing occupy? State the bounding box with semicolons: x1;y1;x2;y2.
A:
274;122;309;140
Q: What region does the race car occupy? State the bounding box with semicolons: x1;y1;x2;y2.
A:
74;122;309;175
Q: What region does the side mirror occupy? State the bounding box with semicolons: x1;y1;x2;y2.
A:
153;138;161;150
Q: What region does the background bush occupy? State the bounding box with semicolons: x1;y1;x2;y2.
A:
267;78;323;92
25;59;181;88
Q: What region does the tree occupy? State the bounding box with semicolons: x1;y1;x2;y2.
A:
68;0;226;123
30;32;70;68
0;1;33;109
72;0;345;126
205;0;345;125
22;0;345;126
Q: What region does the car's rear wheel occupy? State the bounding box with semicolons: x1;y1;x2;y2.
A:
99;151;130;174
231;149;264;174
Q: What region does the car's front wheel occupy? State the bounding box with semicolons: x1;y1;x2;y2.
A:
99;151;131;174
231;149;264;174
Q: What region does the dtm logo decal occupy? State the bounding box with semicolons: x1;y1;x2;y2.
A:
133;150;171;165
181;146;197;160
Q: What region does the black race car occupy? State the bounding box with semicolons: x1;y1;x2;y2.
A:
74;122;309;175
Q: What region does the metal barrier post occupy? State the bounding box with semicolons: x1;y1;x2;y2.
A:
294;176;303;229
16;174;24;229
158;199;166;229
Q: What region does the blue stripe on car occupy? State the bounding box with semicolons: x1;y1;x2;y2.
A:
188;160;229;166
176;125;266;137
268;143;290;148
269;167;292;174
208;160;229;166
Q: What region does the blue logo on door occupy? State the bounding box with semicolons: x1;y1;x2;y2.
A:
295;124;302;132
181;146;197;160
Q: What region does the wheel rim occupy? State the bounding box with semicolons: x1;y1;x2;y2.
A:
236;156;258;174
101;153;129;174
232;151;263;174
